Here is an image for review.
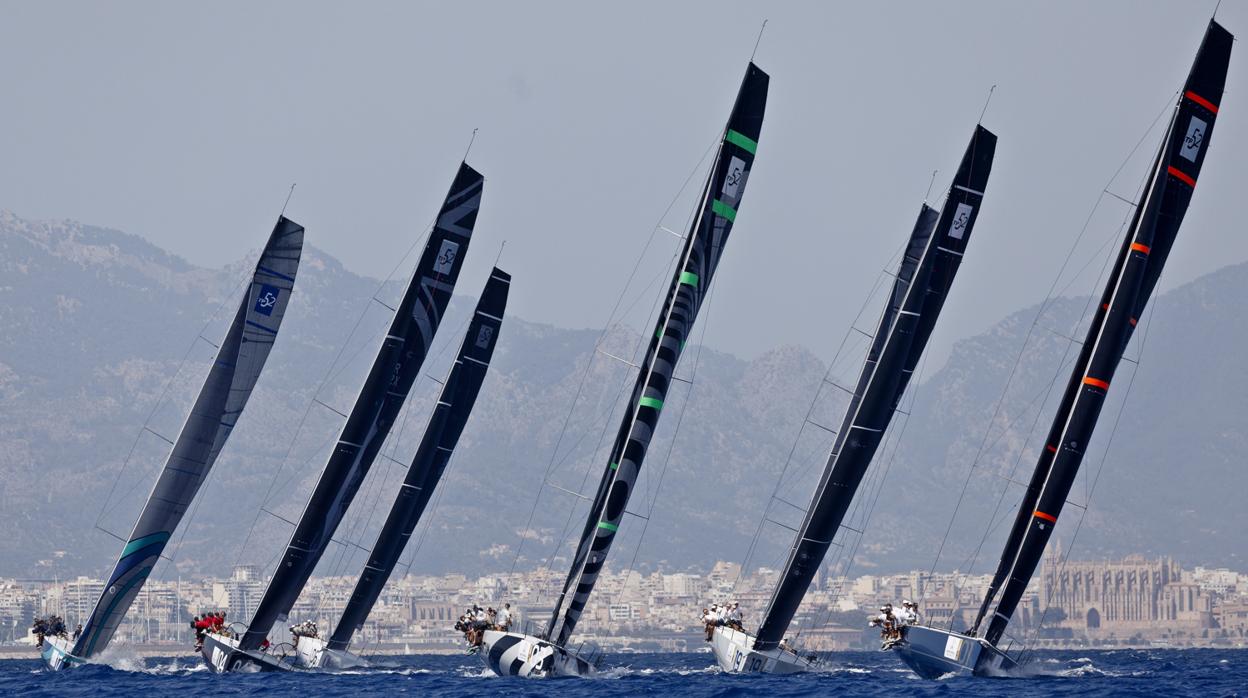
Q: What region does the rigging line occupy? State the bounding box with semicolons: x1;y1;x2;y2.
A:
954;125;1153;615
922;90;1176;584
230;219;438;573
319;308;473;594
750;19;768;62
731;265;894;593
549;131;723;637
508;138;718;583
463;127;479;162
1018;306;1154;662
800;330;928;646
613;275;719;610
944;196;1137;610
924;170;938;203
94;263;253;527
977;84;996;125
281;183;296;217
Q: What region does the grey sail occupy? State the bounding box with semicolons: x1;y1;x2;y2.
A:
238;163;483;652
327;268;509;651
546;62;768;647
72;217;305;659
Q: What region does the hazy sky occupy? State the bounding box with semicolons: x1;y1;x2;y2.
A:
3;0;1244;366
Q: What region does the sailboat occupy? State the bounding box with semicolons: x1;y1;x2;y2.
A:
40;216;305;671
479;61;768;678
891;20;1232;679
293;267;510;669
201;163;484;673
713;126;996;674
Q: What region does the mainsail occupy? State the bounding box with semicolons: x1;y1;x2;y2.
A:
239;163;484;651
751;127;996;651
974;20;1231;647
73;216;305;659
546;63;768;647
327;267;510;651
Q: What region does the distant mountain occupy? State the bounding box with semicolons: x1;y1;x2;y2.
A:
1;211;1243;588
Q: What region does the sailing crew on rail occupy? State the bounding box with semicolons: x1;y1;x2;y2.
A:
898;600;920;625
726;603;744;631
868;604;901;642
497;603;514;632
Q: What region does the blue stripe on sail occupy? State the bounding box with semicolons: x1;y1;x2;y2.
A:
80;567;152;658
256;265;296;283
245;320;278;335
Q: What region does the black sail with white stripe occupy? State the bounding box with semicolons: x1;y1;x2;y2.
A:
546;63;768;647
753;127;996;651
239;163;483;651
327;268;509;651
72;216;304;659
980;20;1231;647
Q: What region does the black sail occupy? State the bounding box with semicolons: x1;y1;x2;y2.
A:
239;163;484;650
327;268;510;651
754;127;996;651
546;63;768;647
981;21;1231;647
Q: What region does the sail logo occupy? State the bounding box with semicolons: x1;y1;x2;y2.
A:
434;240;460;275
722;156;746;200
475;324;494;349
254;284;281;316
948;203;974;240
1181;115;1207;162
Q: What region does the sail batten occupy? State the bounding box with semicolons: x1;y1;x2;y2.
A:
327;269;509;651
72;216;305;659
979;20;1231;647
545;63;768;647
753;126;996;652
239;163;483;651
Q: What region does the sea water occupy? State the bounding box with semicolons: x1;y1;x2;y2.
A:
2;648;1243;696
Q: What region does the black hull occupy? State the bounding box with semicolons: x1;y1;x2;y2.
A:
200;632;295;673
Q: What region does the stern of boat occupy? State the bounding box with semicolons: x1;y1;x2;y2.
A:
710;626;815;674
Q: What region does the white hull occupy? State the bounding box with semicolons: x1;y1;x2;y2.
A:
710;626;816;674
40;636;81;671
479;629;595;677
293;635;369;669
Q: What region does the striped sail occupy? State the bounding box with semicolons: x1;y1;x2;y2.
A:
327;267;510;651
753;126;996;650
239;163;483;651
547;63;768;647
979;21;1232;646
73;216;305;659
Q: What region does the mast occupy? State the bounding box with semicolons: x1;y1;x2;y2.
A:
239;163;484;651
545;63;768;647
72;216;305;659
327;267;509;651
752;127;996;651
979;21;1231;647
